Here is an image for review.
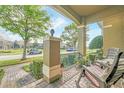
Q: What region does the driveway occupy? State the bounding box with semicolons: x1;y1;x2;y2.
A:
0;54;43;61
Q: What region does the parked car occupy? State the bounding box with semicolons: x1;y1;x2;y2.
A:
28;49;42;55
66;48;77;52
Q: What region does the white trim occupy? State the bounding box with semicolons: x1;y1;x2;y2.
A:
103;25;112;28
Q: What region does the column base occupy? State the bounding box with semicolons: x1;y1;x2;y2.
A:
43;74;61;83
43;64;61;83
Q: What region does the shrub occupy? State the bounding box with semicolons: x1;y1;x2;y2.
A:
30;59;43;79
85;49;103;65
0;69;4;83
83;55;89;65
23;65;30;72
88;54;96;61
75;53;85;67
95;49;103;60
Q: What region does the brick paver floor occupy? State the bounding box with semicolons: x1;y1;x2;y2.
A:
0;64;124;88
0;63;34;88
23;65;81;88
24;65;124;88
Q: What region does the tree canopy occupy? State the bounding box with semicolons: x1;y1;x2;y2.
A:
89;35;103;49
0;5;51;59
61;23;79;48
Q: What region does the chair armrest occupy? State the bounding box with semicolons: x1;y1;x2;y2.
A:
118;60;124;66
118;63;124;66
95;60;110;68
82;65;106;87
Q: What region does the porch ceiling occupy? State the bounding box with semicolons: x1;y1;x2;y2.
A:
51;5;111;25
51;5;124;25
67;5;110;16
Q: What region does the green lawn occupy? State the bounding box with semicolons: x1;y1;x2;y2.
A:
0;56;42;67
23;65;31;72
0;69;5;83
87;49;100;54
0;49;23;55
0;49;66;55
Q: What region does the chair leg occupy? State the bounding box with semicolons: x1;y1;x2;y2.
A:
121;80;124;88
121;73;124;88
112;74;123;86
75;69;85;88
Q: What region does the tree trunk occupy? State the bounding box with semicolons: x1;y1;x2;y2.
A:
73;41;77;49
22;40;28;60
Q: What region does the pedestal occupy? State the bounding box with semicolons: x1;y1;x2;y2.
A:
43;36;61;83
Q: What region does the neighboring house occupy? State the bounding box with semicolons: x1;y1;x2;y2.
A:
39;43;43;48
28;42;43;49
0;32;44;50
60;42;66;49
16;41;24;48
0;34;13;50
17;40;43;49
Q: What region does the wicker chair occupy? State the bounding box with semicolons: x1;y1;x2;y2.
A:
76;52;124;88
95;48;120;69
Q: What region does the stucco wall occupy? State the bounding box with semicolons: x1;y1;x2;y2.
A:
103;13;124;55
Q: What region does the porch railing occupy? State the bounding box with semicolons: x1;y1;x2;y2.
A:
60;51;80;68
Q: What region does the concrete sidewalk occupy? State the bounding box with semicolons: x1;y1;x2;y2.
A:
0;54;42;61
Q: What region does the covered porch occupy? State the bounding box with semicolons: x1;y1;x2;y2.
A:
40;5;124;88
52;5;124;56
1;5;124;88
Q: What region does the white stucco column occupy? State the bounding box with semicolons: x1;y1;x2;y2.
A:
77;25;86;56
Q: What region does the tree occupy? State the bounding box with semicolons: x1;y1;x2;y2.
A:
0;6;50;59
32;39;39;49
61;23;79;49
89;35;103;49
13;40;20;48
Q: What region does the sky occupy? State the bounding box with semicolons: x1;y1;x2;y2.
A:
87;23;102;46
43;6;73;37
0;6;102;46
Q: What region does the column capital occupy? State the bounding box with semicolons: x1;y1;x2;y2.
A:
43;36;61;41
77;25;85;29
77;25;87;30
